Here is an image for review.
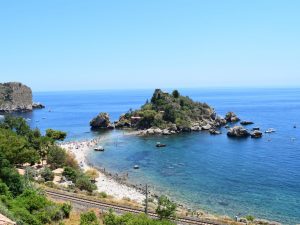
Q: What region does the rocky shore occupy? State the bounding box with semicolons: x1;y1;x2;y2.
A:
0;82;45;112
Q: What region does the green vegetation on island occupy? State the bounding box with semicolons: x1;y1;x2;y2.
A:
91;89;227;134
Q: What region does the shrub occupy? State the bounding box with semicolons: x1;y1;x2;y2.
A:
85;169;99;182
156;196;177;220
104;210;175;225
63;166;78;183
75;176;97;193
245;215;255;222
99;191;108;198
61;203;72;218
41;167;54;182
80;211;99;225
65;152;79;169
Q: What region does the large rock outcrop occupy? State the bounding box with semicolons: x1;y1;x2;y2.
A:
90;112;114;129
225;112;240;123
0;82;33;112
227;126;250;138
114;89;221;133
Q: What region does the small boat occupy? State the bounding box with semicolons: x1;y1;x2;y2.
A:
94;146;105;151
156;142;166;148
252;127;260;131
265;128;276;133
133;165;139;169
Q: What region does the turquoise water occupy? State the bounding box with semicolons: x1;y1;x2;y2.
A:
7;88;300;224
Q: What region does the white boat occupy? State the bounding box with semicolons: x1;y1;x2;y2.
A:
94;146;105;151
133;165;140;169
265;128;276;133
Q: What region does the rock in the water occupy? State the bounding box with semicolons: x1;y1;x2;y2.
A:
225;112;240;123
251;130;263;138
90;113;114;129
227;126;250;138
32;102;45;109
209;129;221;135
240;121;254;125
0;82;33;112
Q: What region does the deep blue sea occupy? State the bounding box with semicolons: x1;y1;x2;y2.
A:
5;88;300;224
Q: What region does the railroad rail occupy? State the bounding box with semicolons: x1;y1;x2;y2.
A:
45;189;228;225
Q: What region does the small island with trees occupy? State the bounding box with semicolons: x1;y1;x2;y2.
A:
90;89;245;136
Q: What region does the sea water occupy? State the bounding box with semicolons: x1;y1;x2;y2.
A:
9;88;300;224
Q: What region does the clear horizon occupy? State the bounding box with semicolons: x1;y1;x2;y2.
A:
1;1;300;91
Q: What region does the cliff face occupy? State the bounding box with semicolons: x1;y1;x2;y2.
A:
0;82;33;112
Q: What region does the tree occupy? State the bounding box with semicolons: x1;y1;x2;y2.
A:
80;211;99;225
1;116;31;136
0;128;40;165
138;110;157;129
172;90;180;98
41;167;54;182
163;106;176;123
85;169;99;182
46;129;67;141
0;153;24;196
47;146;67;169
156;196;177;220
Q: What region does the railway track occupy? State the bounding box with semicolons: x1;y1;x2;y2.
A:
45;189;227;225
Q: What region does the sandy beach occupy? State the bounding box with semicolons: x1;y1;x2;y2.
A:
59;138;145;204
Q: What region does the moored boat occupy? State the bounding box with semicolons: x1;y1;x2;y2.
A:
156;142;166;147
265;128;276;133
94;146;105;151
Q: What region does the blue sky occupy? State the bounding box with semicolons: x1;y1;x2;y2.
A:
0;0;299;91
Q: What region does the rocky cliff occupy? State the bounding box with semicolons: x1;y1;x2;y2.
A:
0;82;33;112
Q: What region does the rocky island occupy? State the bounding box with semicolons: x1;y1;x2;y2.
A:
0;82;44;112
91;89;230;135
90;89;263;138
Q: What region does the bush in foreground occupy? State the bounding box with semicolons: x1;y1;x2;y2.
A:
80;211;99;225
104;209;175;225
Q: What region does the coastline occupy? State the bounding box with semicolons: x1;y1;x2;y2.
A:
58;137;283;225
59;138;146;204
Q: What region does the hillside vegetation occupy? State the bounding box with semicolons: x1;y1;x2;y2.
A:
115;89;225;132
